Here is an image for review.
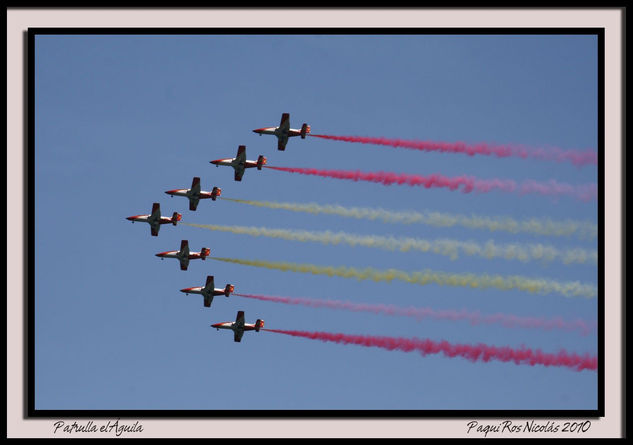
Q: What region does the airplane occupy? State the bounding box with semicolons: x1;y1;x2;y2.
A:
180;275;234;308
211;310;264;343
155;240;210;271
210;145;266;182
164;177;221;211
126;203;182;236
253;112;310;151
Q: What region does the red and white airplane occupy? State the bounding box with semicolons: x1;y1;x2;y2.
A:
126;203;182;236
155;240;210;271
211;310;264;343
164;177;221;211
180;275;234;308
210;145;266;181
253;112;310;151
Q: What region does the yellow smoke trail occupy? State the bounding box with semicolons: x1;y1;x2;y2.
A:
209;257;597;299
184;222;596;265
220;197;597;240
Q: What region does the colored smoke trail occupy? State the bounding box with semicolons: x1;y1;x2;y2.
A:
221;197;598;240
310;134;598;167
210;257;597;299
186;223;597;265
263;329;598;371
236;293;597;335
265;166;597;202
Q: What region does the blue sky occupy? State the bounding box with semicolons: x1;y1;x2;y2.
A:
34;33;598;411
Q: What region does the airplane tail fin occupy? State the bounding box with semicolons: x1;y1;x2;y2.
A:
301;123;310;139
257;155;267;170
200;247;211;260
211;186;221;201
172;212;182;225
224;284;234;297
255;319;264;332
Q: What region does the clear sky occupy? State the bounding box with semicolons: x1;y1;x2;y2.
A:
34;33;598;411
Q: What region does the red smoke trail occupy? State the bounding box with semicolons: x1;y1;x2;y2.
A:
265;166;597;201
309;134;598;167
263;329;597;372
235;293;596;335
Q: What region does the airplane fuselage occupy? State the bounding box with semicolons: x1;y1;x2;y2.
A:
165;189;216;200
126;215;173;227
211;158;241;167
155;250;183;260
166;189;215;198
253;127;303;139
180;287;228;296
165;189;197;198
212;322;236;331
211;322;259;332
211;158;259;169
155;251;206;260
254;127;282;137
126;214;151;223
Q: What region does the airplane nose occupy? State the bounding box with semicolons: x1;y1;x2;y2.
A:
126;216;134;221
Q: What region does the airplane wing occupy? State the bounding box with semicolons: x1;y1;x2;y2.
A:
204;275;215;292
277;136;288;151
236;145;247;164
233;311;246;342
179;240;190;270
151;226;159;237
148;202;161;226
234;146;247;181
191;177;201;195
189;196;200;211
151;203;161;219
235;311;245;328
234;166;245;181
204;294;214;308
279;113;290;132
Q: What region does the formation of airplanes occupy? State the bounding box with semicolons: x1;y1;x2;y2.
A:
127;113;309;342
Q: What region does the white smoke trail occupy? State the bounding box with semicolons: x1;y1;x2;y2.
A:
184;222;597;265
220;198;597;241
